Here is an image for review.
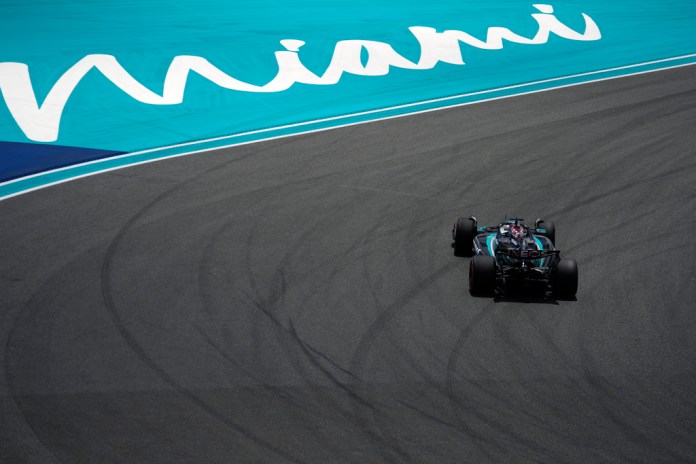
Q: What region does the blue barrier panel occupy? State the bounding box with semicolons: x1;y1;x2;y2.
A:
0;142;123;181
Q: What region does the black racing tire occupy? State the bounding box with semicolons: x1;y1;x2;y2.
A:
553;259;578;299
469;255;496;295
536;220;556;246
453;217;476;257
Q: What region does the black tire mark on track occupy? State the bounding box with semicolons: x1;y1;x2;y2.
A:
4;258;81;464
350;262;458;379
259;206;406;464
100;153;308;464
348;260;459;459
445;306;501;463
193;170;415;462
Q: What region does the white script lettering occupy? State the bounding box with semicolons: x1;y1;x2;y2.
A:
0;5;600;142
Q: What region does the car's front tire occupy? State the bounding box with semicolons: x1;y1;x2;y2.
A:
536;219;556;245
469;255;496;295
553;259;578;299
453;217;476;257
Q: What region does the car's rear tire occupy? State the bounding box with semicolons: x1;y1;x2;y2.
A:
453;217;476;257
469;255;496;295
536;219;556;245
553;259;578;299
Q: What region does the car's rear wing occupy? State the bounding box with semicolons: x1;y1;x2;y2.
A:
477;226;550;235
495;248;560;260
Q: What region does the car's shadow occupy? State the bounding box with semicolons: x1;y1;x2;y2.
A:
469;289;577;305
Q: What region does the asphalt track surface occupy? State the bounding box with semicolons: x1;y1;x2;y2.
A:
1;65;696;464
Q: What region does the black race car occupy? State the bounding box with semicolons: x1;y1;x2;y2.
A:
452;216;577;298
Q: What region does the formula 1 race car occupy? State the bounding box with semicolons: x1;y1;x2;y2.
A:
452;216;578;298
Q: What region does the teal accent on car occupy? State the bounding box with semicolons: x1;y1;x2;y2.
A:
486;233;497;257
533;236;544;250
533;235;545;266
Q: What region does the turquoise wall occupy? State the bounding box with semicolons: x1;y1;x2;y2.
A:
0;0;695;197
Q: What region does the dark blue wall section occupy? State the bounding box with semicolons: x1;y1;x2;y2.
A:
0;142;124;183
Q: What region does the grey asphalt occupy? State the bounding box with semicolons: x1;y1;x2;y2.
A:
1;65;695;464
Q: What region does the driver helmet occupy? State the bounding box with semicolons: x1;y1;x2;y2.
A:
511;224;525;241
